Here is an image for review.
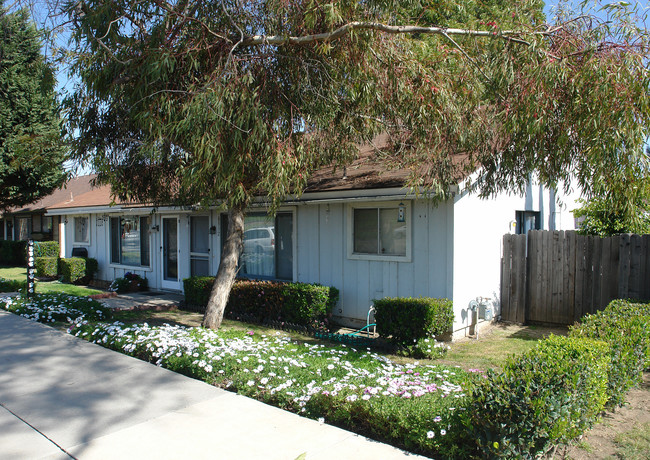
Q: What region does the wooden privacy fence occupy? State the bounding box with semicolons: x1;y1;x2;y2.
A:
501;230;650;325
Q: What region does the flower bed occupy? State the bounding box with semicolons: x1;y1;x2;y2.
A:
0;293;111;324
70;321;476;457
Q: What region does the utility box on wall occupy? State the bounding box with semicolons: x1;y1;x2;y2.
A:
479;300;493;321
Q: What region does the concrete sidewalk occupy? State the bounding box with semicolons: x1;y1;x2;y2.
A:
0;311;428;460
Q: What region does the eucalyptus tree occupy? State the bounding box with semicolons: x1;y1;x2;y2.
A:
0;4;66;210
61;0;649;328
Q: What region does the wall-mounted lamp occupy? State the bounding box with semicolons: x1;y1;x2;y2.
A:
397;202;406;223
209;225;217;235
150;224;160;232
63;218;68;224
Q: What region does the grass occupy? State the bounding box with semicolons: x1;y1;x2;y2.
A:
0;265;26;281
438;323;569;371
35;281;102;296
611;423;650;460
0;265;103;296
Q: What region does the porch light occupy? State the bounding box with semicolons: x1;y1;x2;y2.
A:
397;203;406;223
150;224;160;232
209;225;217;235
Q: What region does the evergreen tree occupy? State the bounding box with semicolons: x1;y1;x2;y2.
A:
0;5;66;209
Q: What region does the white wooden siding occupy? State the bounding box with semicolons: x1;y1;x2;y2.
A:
296;200;453;327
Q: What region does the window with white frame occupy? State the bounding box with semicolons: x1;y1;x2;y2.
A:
110;216;151;266
350;203;409;259
73;216;89;244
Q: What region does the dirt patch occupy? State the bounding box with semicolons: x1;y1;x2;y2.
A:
559;372;650;459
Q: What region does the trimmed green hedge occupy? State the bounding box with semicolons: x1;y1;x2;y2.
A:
35;257;58;278
0;240;27;265
373;297;454;344
465;335;610;459
569;299;650;408
34;241;59;258
0;278;26;292
183;277;339;326
183;276;214;306
59;258;87;284
85;258;99;280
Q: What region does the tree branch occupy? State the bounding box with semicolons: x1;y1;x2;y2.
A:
240;22;532;48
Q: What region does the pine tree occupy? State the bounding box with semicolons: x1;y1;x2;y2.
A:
0;5;66;209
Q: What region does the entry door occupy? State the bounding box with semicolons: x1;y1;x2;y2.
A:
161;217;181;290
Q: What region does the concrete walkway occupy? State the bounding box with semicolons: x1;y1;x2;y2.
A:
0;311;428;460
98;291;185;311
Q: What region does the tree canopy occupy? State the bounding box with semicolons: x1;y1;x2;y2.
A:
60;0;650;327
0;4;66;210
574;146;650;236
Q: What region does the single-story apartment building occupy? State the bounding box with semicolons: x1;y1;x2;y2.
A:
0;175;97;242
41;146;581;338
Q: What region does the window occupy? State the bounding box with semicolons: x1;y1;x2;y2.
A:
516;211;541;234
190;216;210;276
16;217;31;241
110;216;151;266
221;212;293;280
74;216;89;243
350;204;408;259
5;220;13;241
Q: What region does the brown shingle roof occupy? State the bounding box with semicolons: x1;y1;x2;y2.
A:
305;135;410;193
46;185;118;210
4;175;98;215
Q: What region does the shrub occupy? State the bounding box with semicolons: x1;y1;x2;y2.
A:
569;299;650;407
373;297;454;345
33;241;59;258
464;335;610;459
109;272;148;293
35;257;58;278
85;258;99;280
0;240;27;265
182;277;339;327
0;278;26;292
183;276;214;306
59;257;87;284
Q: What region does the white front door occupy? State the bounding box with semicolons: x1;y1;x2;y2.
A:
161;216;181;290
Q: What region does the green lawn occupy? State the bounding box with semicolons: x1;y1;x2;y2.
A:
437;323;569;371
0;265;103;296
0;265;26;281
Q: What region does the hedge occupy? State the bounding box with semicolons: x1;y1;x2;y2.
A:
183;276;214;306
0;278;26;292
373;297;454;344
464;335;610;459
59;258;87;284
35;257;58;278
183;277;338;326
569;298;650;408
33;241;59;258
85;258;99;280
0;240;27;266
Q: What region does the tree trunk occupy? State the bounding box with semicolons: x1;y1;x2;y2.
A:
202;204;245;329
